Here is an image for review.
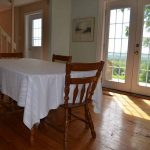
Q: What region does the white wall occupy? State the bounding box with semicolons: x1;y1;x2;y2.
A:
50;0;104;62
70;0;99;62
50;0;71;58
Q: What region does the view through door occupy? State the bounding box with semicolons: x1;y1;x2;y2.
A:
103;0;150;96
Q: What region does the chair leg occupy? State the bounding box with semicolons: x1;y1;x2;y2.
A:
64;108;69;150
85;105;96;138
68;108;71;121
84;105;89;129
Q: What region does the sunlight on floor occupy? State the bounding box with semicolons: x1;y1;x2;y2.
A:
114;93;150;120
143;99;150;106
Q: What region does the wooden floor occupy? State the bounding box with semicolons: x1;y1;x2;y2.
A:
0;90;150;150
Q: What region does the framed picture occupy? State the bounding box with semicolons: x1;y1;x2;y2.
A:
72;17;95;42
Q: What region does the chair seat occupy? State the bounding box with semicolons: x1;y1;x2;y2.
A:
60;100;93;108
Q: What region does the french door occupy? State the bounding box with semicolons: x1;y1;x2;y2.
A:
103;0;150;96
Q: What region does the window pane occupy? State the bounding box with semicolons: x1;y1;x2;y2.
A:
110;10;116;24
123;8;130;23
122;23;129;38
108;39;115;52
109;24;115;38
116;9;123;23
115;24;123;38
114;39;122;53
138;5;150;87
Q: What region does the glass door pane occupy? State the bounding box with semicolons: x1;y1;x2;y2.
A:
138;5;150;87
103;0;137;92
105;8;130;83
131;1;150;96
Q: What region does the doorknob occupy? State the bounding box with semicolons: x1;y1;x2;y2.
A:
134;51;139;55
135;43;139;55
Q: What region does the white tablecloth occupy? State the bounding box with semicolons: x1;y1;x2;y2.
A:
0;58;102;129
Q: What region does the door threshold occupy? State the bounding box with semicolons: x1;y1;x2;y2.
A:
102;87;150;100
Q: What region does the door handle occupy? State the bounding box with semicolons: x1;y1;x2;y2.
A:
134;51;139;55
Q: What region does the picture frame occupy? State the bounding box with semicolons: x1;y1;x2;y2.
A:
72;17;95;42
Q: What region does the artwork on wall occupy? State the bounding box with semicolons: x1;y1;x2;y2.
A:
72;17;95;42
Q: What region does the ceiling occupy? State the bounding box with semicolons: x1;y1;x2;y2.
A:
0;0;40;12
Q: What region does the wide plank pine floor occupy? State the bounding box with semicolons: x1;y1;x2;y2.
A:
0;89;150;150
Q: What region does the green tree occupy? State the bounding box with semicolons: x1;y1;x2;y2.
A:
144;5;150;31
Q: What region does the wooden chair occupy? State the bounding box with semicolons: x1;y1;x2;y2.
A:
61;61;104;149
52;54;72;63
0;52;23;58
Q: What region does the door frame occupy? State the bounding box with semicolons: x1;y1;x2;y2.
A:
25;10;43;59
102;0;138;92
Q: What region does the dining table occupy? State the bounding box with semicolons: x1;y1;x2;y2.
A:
0;58;103;142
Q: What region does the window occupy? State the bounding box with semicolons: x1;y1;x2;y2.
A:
32;18;42;47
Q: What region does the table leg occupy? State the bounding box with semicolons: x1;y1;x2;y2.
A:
30;123;39;146
0;92;4;99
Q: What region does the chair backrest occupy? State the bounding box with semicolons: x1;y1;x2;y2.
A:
52;54;72;63
64;61;105;106
0;52;23;58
